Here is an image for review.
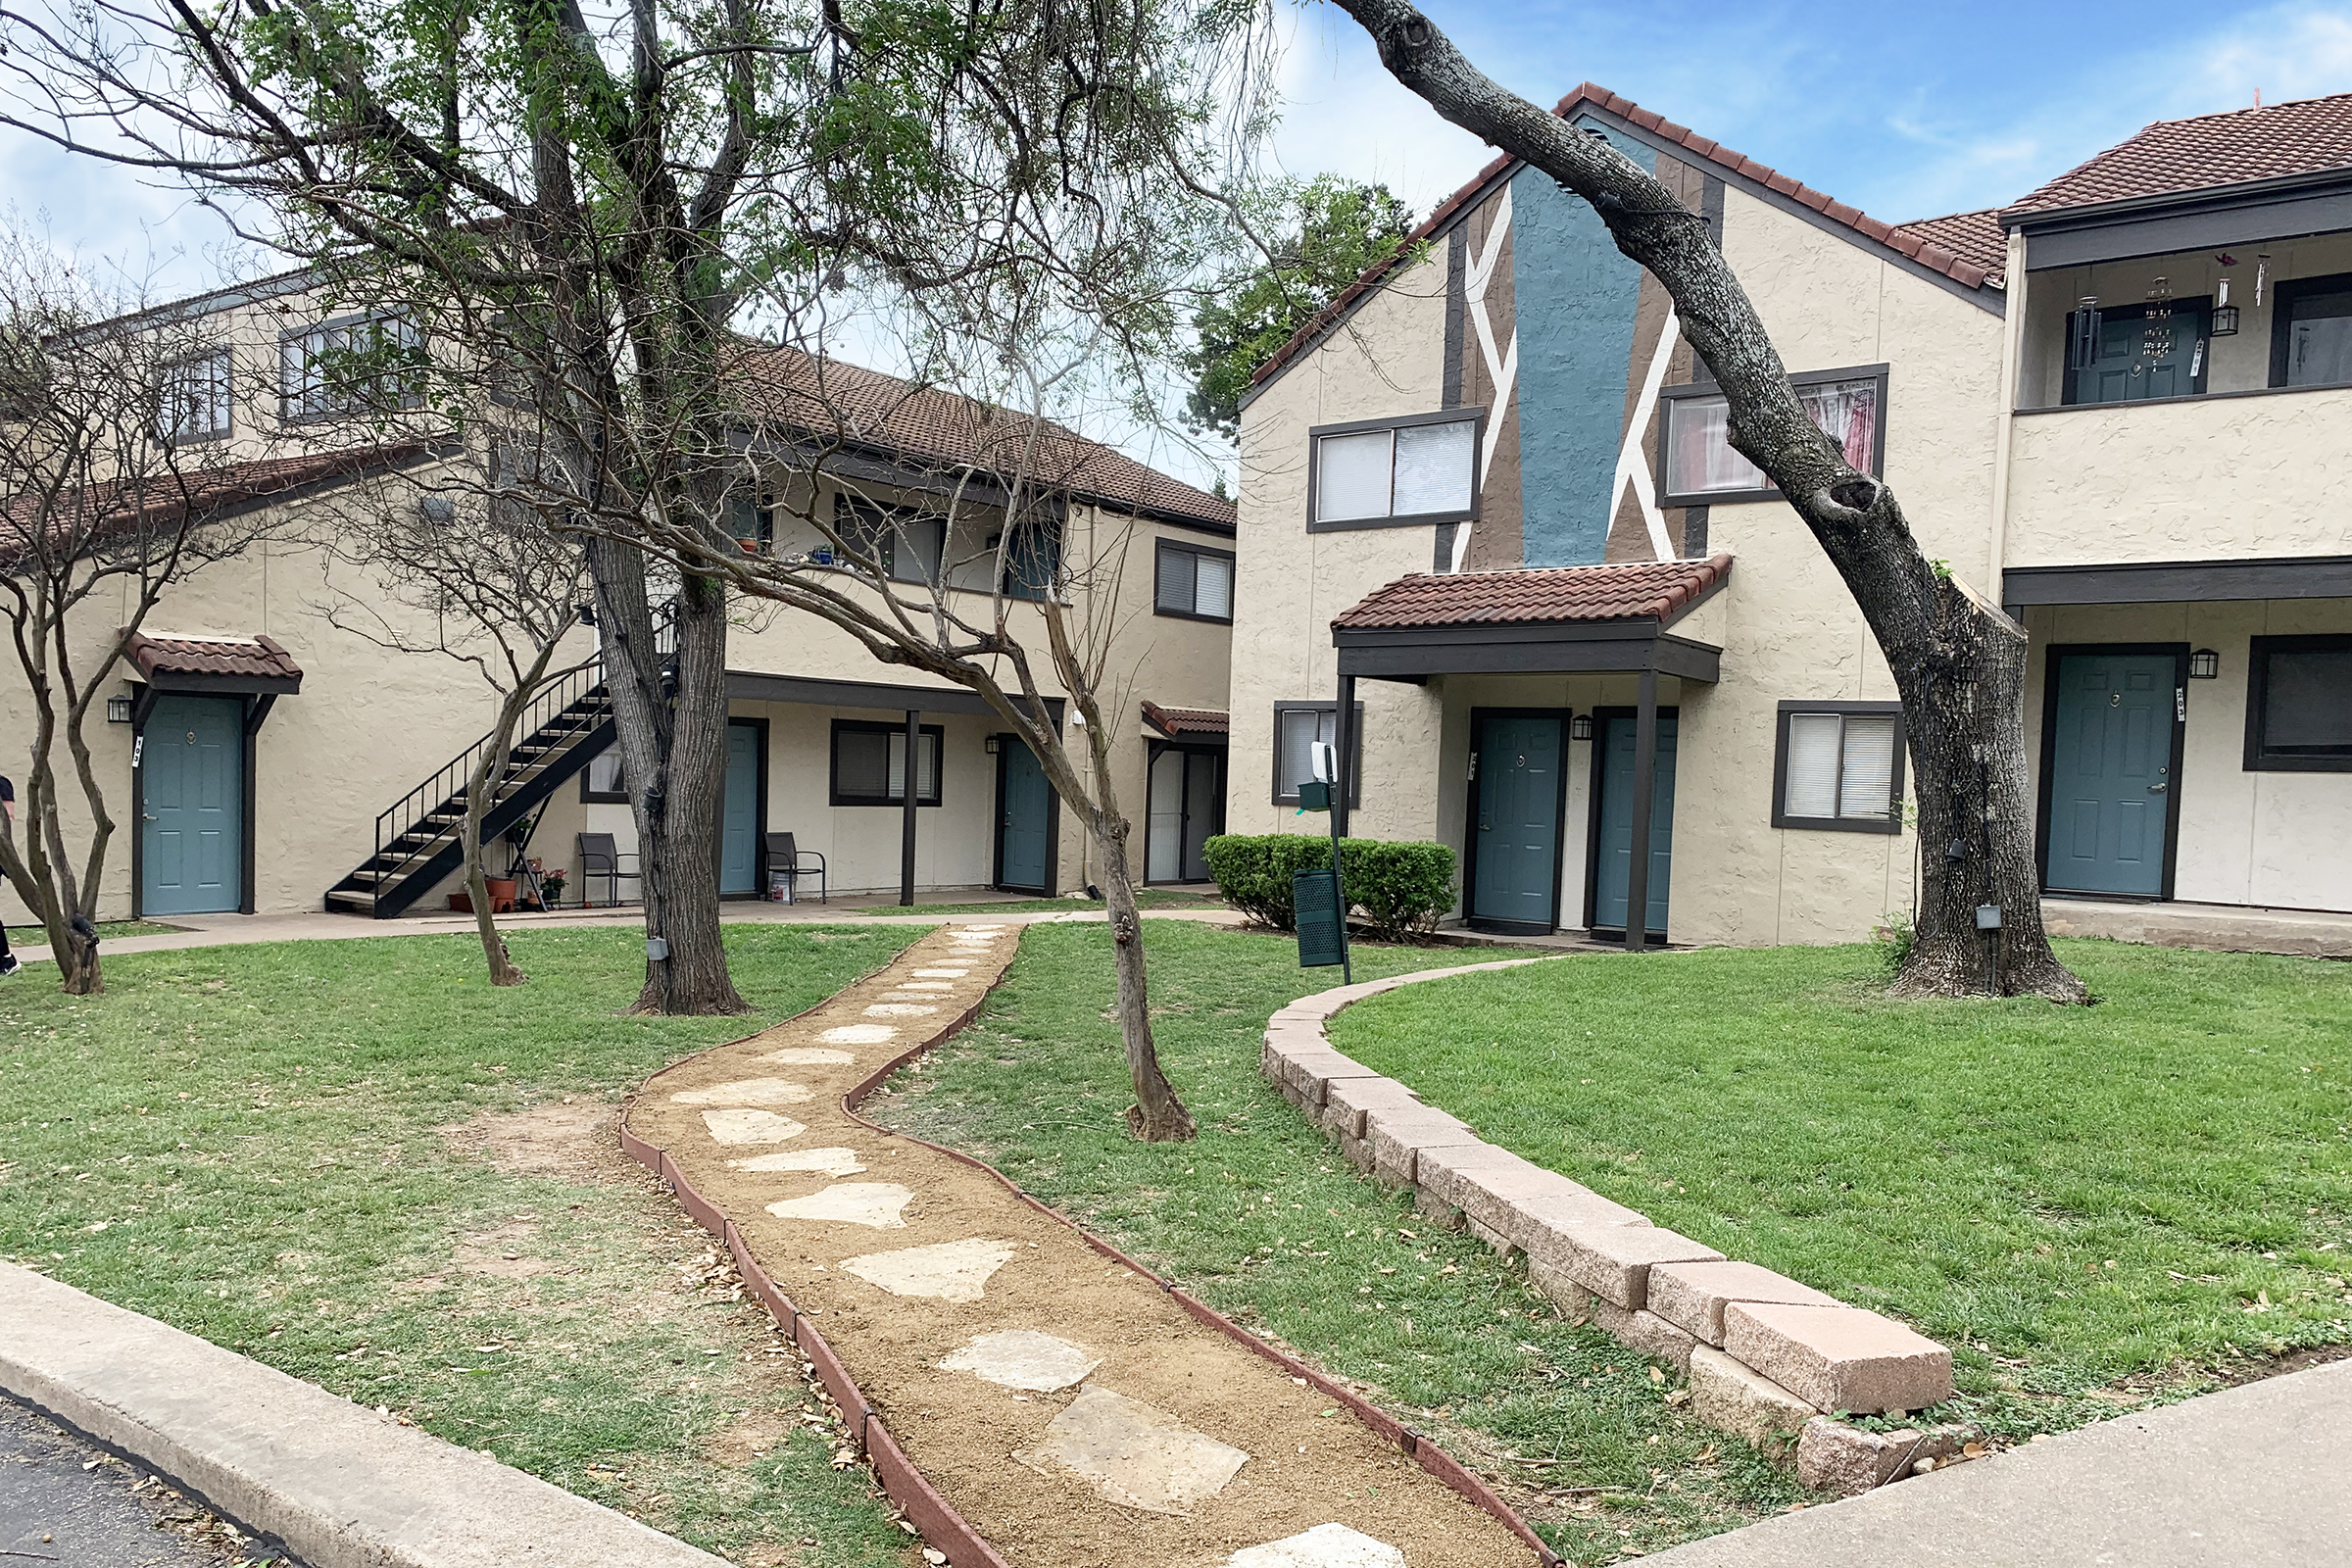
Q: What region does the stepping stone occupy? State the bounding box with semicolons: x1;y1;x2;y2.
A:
912;968;970;978
1016;1385;1248;1515
892;982;956;993
1227;1526;1405;1568
864;1004;939;1018
764;1182;914;1229
819;1024;899;1045
940;1330;1101;1392
669;1077;812;1106
760;1048;857;1065
840;1239;1017;1302
700;1108;807;1146
727;1148;866;1176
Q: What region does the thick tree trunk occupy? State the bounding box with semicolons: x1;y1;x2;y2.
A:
1099;823;1195;1143
1331;0;2084;1001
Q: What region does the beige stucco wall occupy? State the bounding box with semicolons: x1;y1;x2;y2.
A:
2004;388;2352;567
2021;600;2352;912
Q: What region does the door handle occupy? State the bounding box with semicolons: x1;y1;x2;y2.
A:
142;812;158;821
2147;783;2167;793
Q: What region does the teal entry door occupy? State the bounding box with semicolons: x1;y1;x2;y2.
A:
2044;651;2179;897
2069;305;2207;404
142;694;244;915
1592;710;1678;936
719;721;760;895
1470;713;1566;930
998;739;1053;892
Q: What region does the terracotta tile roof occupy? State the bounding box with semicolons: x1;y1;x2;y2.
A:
1890;210;2008;286
1141;701;1230;738
2005;93;2352;217
1249;82;2000;395
2;443;431;562
126;630;303;684
1333;554;1733;632
733;344;1234;530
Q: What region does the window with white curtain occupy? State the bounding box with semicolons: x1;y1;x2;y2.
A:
1662;370;1884;504
1309;412;1480;529
1271;701;1362;806
1155;540;1235;621
1772;703;1904;832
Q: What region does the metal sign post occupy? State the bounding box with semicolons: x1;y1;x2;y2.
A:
1292;744;1351;983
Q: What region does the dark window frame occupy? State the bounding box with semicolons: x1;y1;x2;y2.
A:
829;718;946;807
1657;365;1889;508
2244;633;2352;772
580;747;628;805
1269;700;1363;807
1153;539;1237;623
1304;406;1487;534
2060;298;2213;408
835;492;948;584
1769;700;1907;834
278;310;427;424
2267;270;2352;390
1000;512;1063;602
157;347;234;445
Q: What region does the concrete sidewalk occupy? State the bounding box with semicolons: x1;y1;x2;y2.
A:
1648;1356;2352;1567
8;898;1243;965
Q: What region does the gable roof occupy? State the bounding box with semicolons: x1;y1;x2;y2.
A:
1332;554;1733;632
2004;93;2352;218
1247;82;2002;398
733;344;1235;532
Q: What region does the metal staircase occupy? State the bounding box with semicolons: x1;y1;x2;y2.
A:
324;659;617;918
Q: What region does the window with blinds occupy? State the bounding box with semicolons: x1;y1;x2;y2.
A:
830;720;944;806
1154;541;1235;621
157;349;233;444
1307;411;1481;531
1772;703;1904;832
1270;701;1362;806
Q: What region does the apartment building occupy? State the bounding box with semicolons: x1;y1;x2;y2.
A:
1229;84;2350;943
2;275;1234;923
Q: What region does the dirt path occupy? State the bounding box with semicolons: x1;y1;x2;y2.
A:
623;923;1543;1568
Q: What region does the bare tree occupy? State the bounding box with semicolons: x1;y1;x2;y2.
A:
0;235;286;993
1327;2;2083;1001
310;443;592;985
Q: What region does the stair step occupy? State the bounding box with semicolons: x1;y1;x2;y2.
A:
326;889;378;909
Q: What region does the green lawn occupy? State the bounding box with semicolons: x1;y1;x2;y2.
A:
0;923;928;1568
7;919;183;945
869;921;1808;1562
1324;941;2352;1433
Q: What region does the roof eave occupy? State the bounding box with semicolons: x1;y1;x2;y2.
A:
2002;163;2352;231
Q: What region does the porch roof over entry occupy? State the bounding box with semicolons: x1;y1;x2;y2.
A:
1331;555;1732;682
125;631;304;695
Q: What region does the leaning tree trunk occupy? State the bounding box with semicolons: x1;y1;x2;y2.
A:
1096;819;1196;1142
1333;0;2084;1001
461;696;529;988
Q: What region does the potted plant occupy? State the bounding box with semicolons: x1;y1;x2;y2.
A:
539;866;566;909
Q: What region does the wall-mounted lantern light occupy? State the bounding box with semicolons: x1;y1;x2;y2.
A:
1568;713;1594;742
2189;649;2221;679
984;735;1001;754
106;694;134;724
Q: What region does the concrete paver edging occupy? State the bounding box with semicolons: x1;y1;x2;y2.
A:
620;929;1567;1568
0;1263;729;1568
1262;960;1958;1491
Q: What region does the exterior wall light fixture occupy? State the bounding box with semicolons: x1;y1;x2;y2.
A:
106;695;134;724
2212;274;2239;335
1568;713;1594;742
2189;649;2221;679
984;735;1000;754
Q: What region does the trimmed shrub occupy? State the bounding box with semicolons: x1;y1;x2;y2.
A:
1201;833;1458;943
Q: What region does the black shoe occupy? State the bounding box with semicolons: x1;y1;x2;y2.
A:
0;956;19;976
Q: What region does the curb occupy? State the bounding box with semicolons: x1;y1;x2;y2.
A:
1262;959;1959;1483
0;1265;730;1568
623;926;1566;1568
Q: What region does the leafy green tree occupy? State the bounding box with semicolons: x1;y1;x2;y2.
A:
1184;176;1416;440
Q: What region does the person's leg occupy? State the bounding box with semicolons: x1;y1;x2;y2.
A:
0;916;16;975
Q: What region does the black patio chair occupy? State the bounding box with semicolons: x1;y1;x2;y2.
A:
577;832;641;907
764;832;826;905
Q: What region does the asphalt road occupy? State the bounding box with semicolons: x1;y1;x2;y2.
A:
0;1395;284;1567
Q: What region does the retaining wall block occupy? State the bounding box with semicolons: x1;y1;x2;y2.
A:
1689;1346;1818;1456
1365;1106;1479;1190
1501;1186;1656;1260
1412;1142;1549;1226
1275;1046;1378;1108
1322;1075;1426;1142
1526;1265;1697;1370
1722;1302;1955;1416
1528;1222;1725;1311
1337;1130;1374;1174
1794;1417;1976;1497
1647;1260;1842;1347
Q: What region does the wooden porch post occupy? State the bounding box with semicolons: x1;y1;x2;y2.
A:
900;709;920;906
1625;664;1658;953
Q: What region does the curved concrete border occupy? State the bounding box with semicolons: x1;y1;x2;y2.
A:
1262;961;1956;1476
621;935;1567;1568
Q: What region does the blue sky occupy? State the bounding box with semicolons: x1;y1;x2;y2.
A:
3;0;2349;486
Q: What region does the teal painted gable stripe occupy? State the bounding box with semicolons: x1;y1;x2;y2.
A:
1509;123;1653;568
